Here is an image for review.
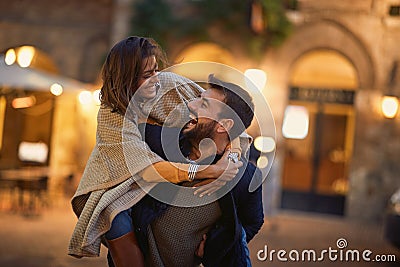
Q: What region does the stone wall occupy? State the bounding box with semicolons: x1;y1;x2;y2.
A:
0;0;113;82
284;0;400;220
349;89;400;220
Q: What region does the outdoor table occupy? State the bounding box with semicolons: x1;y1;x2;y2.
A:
0;167;49;215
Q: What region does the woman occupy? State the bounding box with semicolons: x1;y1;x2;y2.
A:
68;36;242;267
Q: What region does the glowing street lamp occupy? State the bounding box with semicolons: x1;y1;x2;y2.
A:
381;95;399;119
92;89;101;105
245;69;267;91
78;90;93;105
5;49;16;65
50;83;63;96
17;46;35;68
257;156;269;169
12;96;36;109
254;136;276;153
282;105;309;139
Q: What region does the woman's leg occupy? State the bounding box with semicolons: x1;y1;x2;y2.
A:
106;209;145;267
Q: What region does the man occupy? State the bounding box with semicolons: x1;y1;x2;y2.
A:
110;75;264;266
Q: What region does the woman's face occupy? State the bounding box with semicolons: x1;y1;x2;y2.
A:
135;55;159;101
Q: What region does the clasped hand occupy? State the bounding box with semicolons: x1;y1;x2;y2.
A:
193;149;243;197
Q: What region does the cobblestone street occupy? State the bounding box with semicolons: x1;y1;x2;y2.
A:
0;197;398;267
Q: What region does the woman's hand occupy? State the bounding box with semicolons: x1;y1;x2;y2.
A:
193;149;243;197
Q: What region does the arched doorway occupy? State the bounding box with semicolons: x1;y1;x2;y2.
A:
174;42;235;66
175;42;234;66
281;49;358;215
171;42;237;85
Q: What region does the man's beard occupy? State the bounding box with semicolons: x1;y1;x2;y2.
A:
183;120;218;148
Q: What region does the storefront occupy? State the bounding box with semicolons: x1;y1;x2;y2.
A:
281;50;358;215
0;46;97;213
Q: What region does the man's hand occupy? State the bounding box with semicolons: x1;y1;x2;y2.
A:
195;234;207;258
193;179;215;187
193;149;243;197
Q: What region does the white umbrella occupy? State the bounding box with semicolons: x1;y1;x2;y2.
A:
0;55;91;92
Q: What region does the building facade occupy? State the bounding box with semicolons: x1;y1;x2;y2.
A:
0;0;116;198
158;0;400;220
1;0;399;220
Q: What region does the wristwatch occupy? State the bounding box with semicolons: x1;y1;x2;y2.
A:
228;152;239;163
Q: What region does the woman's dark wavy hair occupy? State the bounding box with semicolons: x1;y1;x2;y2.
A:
100;36;167;115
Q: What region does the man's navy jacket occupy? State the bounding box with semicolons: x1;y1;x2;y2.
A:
131;124;264;267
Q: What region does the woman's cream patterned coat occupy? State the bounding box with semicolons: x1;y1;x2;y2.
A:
68;72;203;257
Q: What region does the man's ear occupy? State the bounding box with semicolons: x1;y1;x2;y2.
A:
217;119;234;133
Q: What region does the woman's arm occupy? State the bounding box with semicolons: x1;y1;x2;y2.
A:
138;150;242;184
136;123;242;185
